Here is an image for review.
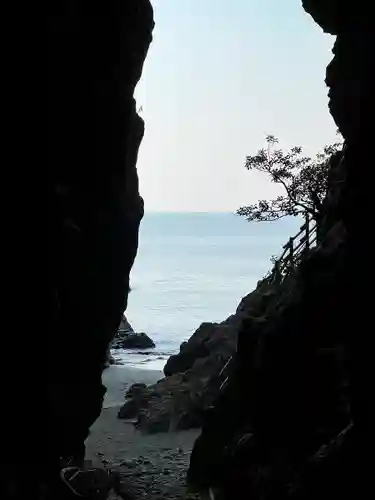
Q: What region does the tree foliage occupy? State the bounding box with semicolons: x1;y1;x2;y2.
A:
237;135;343;222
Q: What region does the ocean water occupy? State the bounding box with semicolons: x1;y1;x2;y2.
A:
114;212;301;370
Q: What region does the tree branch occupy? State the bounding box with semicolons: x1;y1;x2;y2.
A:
240;137;343;224
269;168;314;215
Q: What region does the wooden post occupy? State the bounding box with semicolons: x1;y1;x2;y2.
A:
275;259;280;282
288;237;294;268
305;212;310;251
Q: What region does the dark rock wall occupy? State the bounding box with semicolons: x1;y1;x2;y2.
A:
188;2;371;498
47;0;154;464
305;1;371;436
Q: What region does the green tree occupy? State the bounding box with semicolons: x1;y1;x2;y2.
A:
237;135;342;223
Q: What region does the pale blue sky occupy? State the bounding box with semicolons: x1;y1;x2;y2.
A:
135;0;336;212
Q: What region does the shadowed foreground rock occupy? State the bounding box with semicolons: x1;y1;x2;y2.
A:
42;2;155;499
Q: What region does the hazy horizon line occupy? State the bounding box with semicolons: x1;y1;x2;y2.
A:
143;210;238;214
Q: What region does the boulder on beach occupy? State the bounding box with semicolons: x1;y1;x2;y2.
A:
112;331;156;349
118;374;202;433
118;383;157;420
111;315;156;349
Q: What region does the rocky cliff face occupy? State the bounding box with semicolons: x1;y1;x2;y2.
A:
186;3;371;499
46;0;154;477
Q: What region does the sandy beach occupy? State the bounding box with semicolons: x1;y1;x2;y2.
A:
86;365;200;499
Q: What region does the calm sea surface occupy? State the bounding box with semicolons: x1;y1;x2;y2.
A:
114;212;300;370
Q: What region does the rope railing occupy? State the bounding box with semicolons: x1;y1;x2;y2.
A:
217;212;318;391
270;212;317;283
